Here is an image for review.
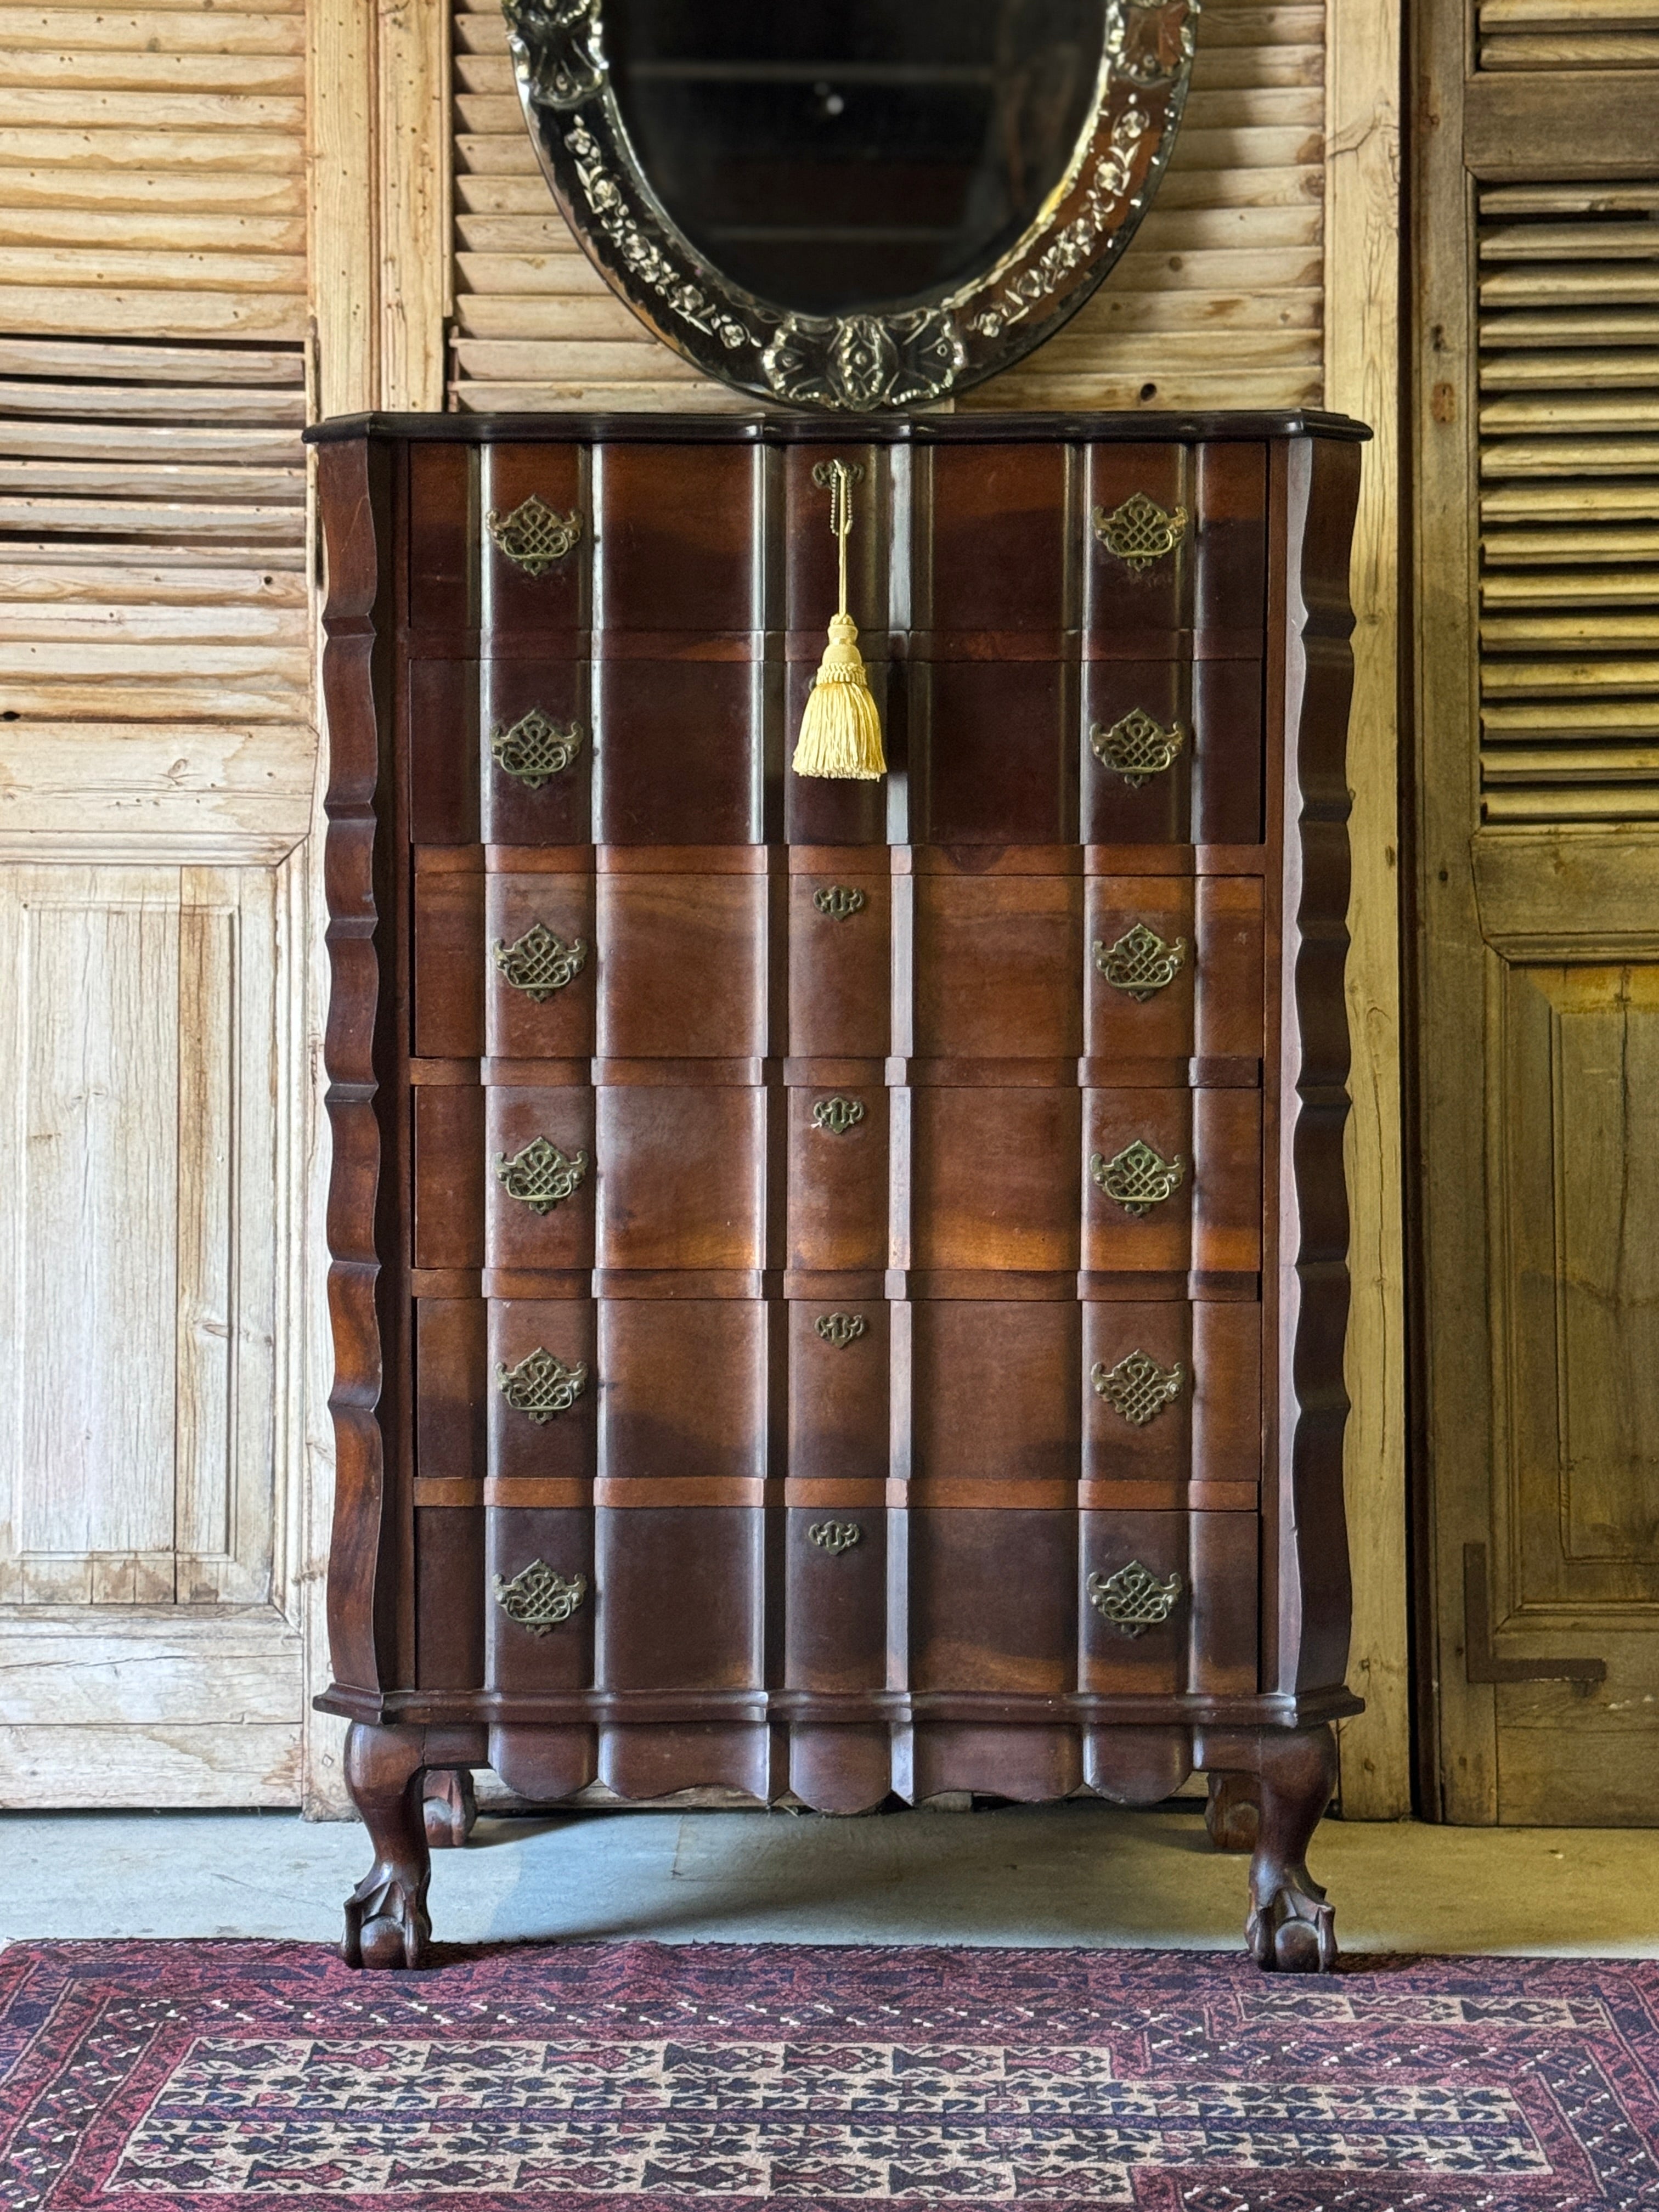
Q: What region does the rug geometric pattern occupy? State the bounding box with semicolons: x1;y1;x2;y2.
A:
2;1940;1656;2209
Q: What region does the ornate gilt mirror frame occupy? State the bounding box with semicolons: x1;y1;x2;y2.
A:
501;0;1199;411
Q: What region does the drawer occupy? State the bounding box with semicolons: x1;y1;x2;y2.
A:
783;1505;887;1694
595;864;766;1058
908;864;1082;1058
488;1296;596;1487
409;657;479;845
413;854;483;1059
1080;1507;1257;1697
787;856;890;1056
1086;872;1195;1060
787;1079;887;1271
909;1301;1081;1493
909;1506;1076;1695
479;441;588;639
1084;1300;1262;1500
596;1299;768;1486
917;661;1074;847
484;867;595;1058
414;1083;483;1270
484;1083;594;1272
596;1080;765;1272
486;1503;594;1696
907;1084;1079;1273
787;1300;888;1487
1084;1087;1261;1274
481;659;591;846
1081;659;1190;847
1085;442;1188;656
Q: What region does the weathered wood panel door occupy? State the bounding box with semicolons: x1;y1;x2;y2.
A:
0;0;318;1802
1414;4;1659;1822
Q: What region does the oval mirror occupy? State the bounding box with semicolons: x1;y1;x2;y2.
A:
503;0;1198;411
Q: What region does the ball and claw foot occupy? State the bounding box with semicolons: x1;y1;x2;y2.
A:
341;1865;431;1971
340;1721;434;1970
1246;1866;1338;1973
1243;1723;1340;1973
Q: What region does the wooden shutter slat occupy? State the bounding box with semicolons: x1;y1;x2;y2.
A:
0;9;305;54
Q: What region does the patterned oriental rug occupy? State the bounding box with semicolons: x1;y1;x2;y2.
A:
2;1942;1656;2210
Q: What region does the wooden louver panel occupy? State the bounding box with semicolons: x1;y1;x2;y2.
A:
0;0;309;827
1478;0;1659;71
448;0;1324;413
1477;180;1659;821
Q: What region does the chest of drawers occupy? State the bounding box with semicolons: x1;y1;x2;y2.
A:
310;409;1366;1973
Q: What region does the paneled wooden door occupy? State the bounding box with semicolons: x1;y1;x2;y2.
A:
1413;5;1659;1821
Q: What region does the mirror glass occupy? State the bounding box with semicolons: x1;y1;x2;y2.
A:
606;1;1105;318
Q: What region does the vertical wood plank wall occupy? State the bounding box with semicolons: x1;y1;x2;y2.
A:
305;0;1404;1814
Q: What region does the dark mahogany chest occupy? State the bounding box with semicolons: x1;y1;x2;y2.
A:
311;409;1366;1972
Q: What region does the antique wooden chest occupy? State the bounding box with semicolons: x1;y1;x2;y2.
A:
310;410;1366;1972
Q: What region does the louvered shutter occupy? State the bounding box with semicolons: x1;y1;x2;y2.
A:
450;0;1326;411
1414;7;1659;1825
1477;184;1659;819
0;0;309;782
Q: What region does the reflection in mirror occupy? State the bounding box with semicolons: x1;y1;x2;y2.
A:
606;1;1105;317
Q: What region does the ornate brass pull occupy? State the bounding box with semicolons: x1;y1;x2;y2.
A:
492;921;588;1002
1090;707;1185;788
494;1347;588;1424
811;459;866;491
815;1312;866;1349
809;1520;862;1555
1091;1138;1186;1217
1094;923;1187;1001
1088;1561;1183;1639
812;1094;865;1136
486;494;584;575
493;1136;589;1215
1093;1349;1186;1426
494;1559;588;1633
1092;491;1188;572
490;707;584;789
813;884;866;922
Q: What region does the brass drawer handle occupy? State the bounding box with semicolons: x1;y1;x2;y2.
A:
812;1094;865;1135
1091;1138;1186;1216
1093;1349;1186;1426
494;1559;588;1632
492;921;588;1001
494;1347;588;1424
813;883;866;921
1088;1561;1183;1638
1092;490;1187;571
486;494;583;575
493;1137;589;1215
1094;923;1187;1001
816;1312;866;1348
490;708;584;788
809;1520;862;1555
1090;707;1184;788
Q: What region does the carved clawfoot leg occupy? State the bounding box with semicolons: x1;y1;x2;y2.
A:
1246;1725;1338;1973
422;1767;478;1849
341;1722;432;1970
1205;1771;1260;1854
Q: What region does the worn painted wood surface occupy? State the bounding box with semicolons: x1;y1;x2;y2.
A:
1412;0;1659;1823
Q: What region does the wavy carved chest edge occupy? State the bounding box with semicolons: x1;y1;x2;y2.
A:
309;407;1368;1972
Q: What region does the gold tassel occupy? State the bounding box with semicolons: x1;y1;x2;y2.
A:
792;460;885;780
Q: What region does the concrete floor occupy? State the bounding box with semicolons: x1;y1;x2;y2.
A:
5;1801;1658;1955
